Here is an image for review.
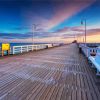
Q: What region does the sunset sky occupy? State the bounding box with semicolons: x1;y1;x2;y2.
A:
0;0;100;43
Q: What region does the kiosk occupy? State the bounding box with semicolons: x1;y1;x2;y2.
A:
1;43;10;56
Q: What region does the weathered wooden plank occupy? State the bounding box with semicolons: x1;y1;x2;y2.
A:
0;44;100;100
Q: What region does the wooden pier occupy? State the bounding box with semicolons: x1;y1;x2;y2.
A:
0;44;100;100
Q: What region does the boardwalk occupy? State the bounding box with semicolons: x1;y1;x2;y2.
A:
0;44;100;100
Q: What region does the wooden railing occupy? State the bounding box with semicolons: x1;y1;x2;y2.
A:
11;44;48;54
79;44;97;58
0;43;62;56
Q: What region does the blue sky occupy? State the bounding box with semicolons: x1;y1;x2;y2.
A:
50;0;100;32
0;0;100;41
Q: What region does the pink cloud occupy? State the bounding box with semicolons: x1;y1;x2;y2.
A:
57;27;100;38
23;0;95;31
46;0;95;30
55;26;84;33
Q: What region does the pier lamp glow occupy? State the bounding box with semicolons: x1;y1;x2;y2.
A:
81;19;87;46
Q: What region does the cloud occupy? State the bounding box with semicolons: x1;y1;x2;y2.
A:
0;33;31;39
46;0;95;30
55;27;70;33
55;26;84;33
61;34;76;39
12;26;31;31
55;25;100;33
0;31;56;39
88;28;100;33
9;25;47;34
79;28;100;36
56;26;100;39
23;0;95;31
1;27;99;40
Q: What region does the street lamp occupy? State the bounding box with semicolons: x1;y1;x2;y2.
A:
81;19;87;46
32;24;40;45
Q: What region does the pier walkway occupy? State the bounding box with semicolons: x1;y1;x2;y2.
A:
0;44;100;100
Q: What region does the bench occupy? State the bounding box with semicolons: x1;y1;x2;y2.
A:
89;49;100;76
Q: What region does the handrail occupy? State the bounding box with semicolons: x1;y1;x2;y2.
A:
0;43;60;55
79;44;97;58
12;44;48;54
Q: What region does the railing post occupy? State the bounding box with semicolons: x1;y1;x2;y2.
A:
13;46;15;55
9;48;11;55
87;48;88;57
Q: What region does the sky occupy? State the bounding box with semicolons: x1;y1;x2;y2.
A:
0;0;100;43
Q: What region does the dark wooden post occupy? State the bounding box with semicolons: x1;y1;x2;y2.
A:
2;50;4;56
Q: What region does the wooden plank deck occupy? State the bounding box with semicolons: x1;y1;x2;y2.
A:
0;43;100;100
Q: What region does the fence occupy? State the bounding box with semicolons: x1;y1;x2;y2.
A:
11;44;48;55
79;44;97;58
0;43;61;56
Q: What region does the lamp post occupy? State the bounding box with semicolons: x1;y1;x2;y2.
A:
81;19;87;46
32;24;40;45
32;24;36;45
